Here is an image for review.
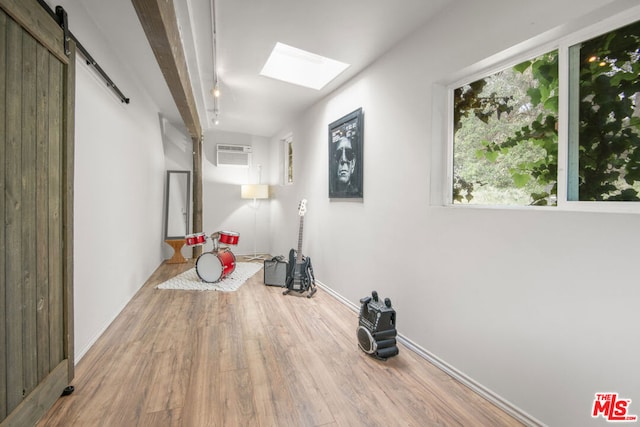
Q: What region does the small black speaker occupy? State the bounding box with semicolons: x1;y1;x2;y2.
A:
357;291;398;360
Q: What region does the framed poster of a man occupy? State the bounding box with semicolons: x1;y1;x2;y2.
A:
328;108;363;198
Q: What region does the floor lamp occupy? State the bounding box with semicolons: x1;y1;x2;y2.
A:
241;184;269;261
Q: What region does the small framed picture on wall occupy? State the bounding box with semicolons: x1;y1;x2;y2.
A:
328;108;363;198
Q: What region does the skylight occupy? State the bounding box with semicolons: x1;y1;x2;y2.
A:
260;42;350;90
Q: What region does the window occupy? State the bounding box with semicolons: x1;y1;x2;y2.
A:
448;15;640;209
282;135;294;185
453;51;558;205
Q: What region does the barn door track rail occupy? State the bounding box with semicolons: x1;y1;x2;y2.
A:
36;0;131;104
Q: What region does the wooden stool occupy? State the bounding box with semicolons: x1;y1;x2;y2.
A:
165;239;187;264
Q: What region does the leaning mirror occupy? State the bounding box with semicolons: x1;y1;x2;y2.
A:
164;170;191;239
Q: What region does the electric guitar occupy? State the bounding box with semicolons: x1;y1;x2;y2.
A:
284;199;317;298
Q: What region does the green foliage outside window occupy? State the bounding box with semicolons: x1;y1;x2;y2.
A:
571;19;640;201
453;52;558;205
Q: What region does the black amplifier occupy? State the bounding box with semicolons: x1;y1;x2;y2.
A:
264;256;288;287
357;291;399;360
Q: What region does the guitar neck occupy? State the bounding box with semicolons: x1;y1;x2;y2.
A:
296;215;304;263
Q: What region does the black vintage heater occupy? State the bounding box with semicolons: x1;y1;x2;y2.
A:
357;291;399;360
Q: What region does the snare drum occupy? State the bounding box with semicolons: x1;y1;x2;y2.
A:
195;250;236;283
186;232;206;247
219;231;240;246
194;232;206;245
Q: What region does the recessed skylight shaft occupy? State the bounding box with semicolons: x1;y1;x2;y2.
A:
260;42;349;90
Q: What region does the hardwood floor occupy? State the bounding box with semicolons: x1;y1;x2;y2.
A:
37;258;523;426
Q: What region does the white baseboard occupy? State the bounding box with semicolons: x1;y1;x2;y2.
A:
315;280;546;427
74;297;134;363
75;314;117;363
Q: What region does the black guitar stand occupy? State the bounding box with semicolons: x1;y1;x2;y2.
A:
305;263;317;298
283;261;317;298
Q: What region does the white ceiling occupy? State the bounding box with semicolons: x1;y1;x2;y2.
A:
79;0;453;138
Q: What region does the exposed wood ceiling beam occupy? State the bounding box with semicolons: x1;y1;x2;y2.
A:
131;0;201;139
131;0;203;251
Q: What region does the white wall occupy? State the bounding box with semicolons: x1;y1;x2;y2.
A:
267;1;640;426
199;130;271;257
49;0;167;359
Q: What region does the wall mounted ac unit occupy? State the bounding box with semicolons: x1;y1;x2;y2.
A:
216;144;252;167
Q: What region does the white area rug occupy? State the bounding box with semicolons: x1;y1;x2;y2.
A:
156;262;263;292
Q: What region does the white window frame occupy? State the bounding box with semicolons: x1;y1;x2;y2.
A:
433;4;640;214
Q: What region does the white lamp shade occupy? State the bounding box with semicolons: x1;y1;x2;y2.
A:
241;184;269;199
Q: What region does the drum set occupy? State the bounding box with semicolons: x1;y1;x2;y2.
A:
185;230;240;283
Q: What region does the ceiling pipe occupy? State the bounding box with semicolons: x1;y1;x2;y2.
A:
210;0;220;124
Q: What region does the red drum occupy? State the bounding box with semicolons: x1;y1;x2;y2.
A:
196;250;236;283
194;232;206;245
186;232;206;246
186;232;206;247
219;231;240;246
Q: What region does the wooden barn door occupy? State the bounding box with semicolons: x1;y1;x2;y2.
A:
0;0;75;425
